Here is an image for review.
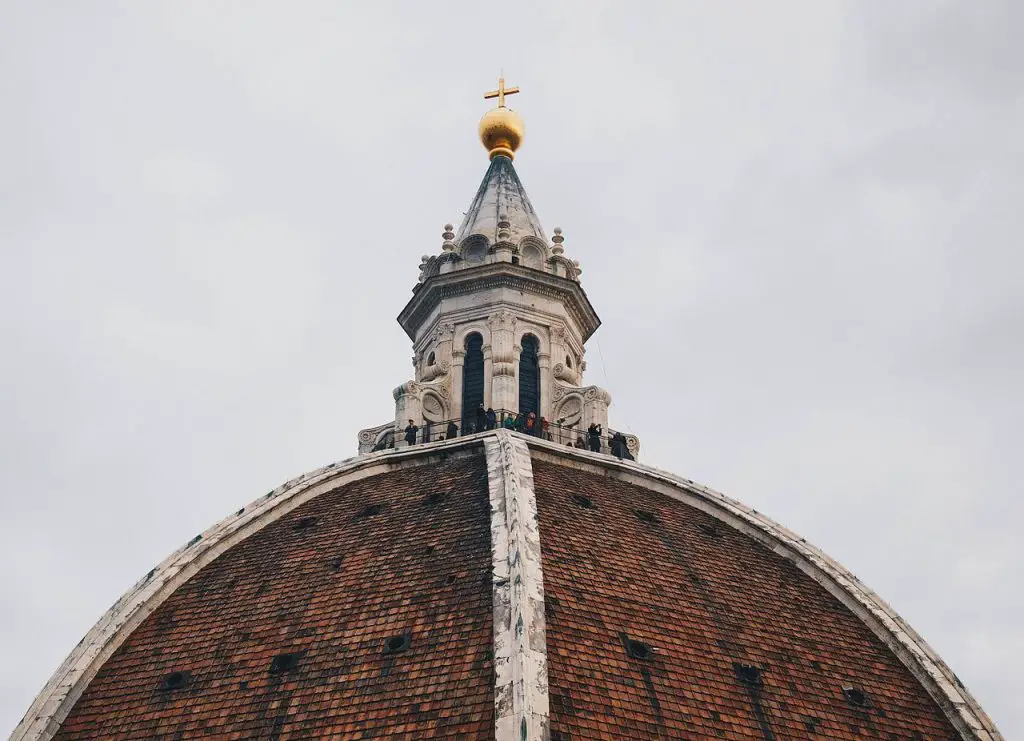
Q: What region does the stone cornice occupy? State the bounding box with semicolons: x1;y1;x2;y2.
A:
397;264;601;343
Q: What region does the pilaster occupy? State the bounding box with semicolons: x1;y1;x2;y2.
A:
485;431;550;741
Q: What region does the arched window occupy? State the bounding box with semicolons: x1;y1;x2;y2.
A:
519;334;540;418
427;351;436;366
565;355;572;369
461;333;484;433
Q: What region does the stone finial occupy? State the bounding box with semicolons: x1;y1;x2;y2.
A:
442;223;456;252
497;212;511;242
551;226;565;255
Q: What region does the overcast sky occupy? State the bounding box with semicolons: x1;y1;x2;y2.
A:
1;1;1021;736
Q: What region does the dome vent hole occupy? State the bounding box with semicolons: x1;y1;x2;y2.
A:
269;651;303;675
634;509;658;525
292;516;318;531
329;556;343;571
622;635;653;661
357;503;382;519
734;662;762;686
571;494;592;508
158;670;191;691
384;632;412;655
698;522;719;537
843;686;869;707
423;492;447;507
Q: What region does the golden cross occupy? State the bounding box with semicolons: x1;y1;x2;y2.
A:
484;77;520;108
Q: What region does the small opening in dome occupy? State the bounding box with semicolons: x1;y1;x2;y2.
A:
427;351;435;365
634;509;658;525
843;686;869;707
158;670;191;691
443;574;457;586
734;662;762;686
423;492;447;507
804;717;819;732
622;635;653;661
269;652;302;675
384;632;411;655
571;494;592;508
511;255;520;265
698;522;719;537
358;503;382;518
329;556;343;571
292;516;318;531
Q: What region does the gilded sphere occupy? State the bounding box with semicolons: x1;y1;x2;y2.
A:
478;106;525;159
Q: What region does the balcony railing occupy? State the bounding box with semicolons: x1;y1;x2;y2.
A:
376;409;638;460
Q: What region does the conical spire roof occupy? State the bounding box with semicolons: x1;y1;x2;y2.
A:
455;155;545;245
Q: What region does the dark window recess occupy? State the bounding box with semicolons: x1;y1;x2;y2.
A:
461;333;485;431
734;662;762;686
519;334;541;417
697;522;719;537
622;635;653;661
843;686;869;707
383;632;412;655
269;651;303;675
187;534;202;547
158;670;192;691
357;503;382;518
634;509;658;524
423;491;447;506
292;515;318;531
236;507;245;516
571;494;592;508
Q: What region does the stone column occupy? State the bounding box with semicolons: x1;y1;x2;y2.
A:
537;351;551;422
393;382;423;449
483;344;494;410
488;311;518;416
511;342;523;415
450;349;465;425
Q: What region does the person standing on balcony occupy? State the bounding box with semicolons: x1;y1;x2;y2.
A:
587;423;602;453
485;407;497;430
404;420;419;446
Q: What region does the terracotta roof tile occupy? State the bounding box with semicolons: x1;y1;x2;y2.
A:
56;454;494;739
532;458;960;740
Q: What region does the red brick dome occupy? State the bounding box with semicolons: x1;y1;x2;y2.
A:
14;432;998;740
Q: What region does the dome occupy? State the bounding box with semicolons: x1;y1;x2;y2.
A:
13;432;997;739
